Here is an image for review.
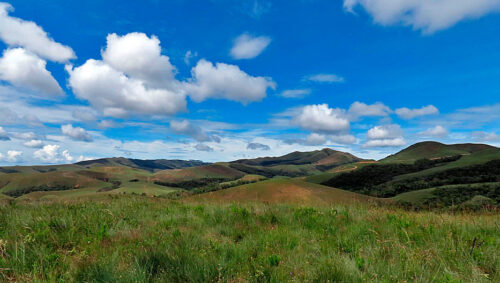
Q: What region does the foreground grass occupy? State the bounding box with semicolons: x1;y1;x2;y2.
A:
0;196;498;282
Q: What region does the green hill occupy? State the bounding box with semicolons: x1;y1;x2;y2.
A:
189;178;381;205
76;157;207;172
229;148;363;177
233;148;362;167
381;141;495;163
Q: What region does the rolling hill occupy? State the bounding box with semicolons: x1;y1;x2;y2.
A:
233;148;362;167
76;157;208;172
381;141;495;163
0;143;498;209
189;178;380;205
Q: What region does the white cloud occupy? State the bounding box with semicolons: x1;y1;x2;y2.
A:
347;101;391;120
247;142;271;150
170;120;220;142
305;133;327;146
61;124;92;142
0;126;9;140
97;120;116;129
445;104;500;128
329;134;357;145
12;131;38;140
0;3;75;62
294;104;350;133
195;143;213;152
66;32;187;117
280;89;311;99
67;32;276;115
0;48;63;96
185;59;276;104
230;33;271;59
72;109;97;122
33;144;75;163
23;139;43;148
6;150;22;162
471;131;499;142
395;105;438;119
367;124;402;139
364;124;405;147
101;32;177;88
344;0;500;34
304;73;345;83
67;59;186;117
364;137;406;148
419;125;448;137
184;50;197;65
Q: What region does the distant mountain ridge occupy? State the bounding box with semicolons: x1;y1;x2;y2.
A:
76;157;208;172
232;148;363;167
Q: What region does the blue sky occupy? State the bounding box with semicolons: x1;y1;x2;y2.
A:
0;0;499;165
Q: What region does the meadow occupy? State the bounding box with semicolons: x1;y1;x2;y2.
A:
0;196;498;282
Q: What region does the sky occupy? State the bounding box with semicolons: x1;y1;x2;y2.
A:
0;0;499;165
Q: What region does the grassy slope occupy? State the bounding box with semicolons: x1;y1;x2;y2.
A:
381;141;495;164
0;197;498;282
153;163;244;183
305;161;377;184
392;182;500;207
190;178;380;205
390;148;500;182
0;171;109;195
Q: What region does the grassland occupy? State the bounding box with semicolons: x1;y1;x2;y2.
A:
0;196;498;282
190;178;379;205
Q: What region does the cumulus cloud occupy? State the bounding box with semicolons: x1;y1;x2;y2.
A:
66;32;186;117
0;3;75;62
185;59;276;104
195;143;213;152
101;32;177;88
395;105;438;119
23;139;44;148
364;137;406;148
67;32;275;116
343;0;500;34
367;124;402;139
419;125;448;137
347;101;391;120
170;120;220;142
0;126;10;141
280;89;311;99
471;131;499;142
6;150;22;162
72;109;97;122
12;131;39;140
0;48;63;96
364;124;405;147
97;120;116;129
294;104;350;133
230;33;271;59
304;133;327;146
33;144;76;163
304;73;345;83
247;142;271;150
61;124;92;142
67;59;186;117
329;134;357;145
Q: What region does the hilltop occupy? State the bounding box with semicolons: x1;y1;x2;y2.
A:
381;141;496;163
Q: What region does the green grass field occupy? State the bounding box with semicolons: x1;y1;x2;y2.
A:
0;196;498;282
